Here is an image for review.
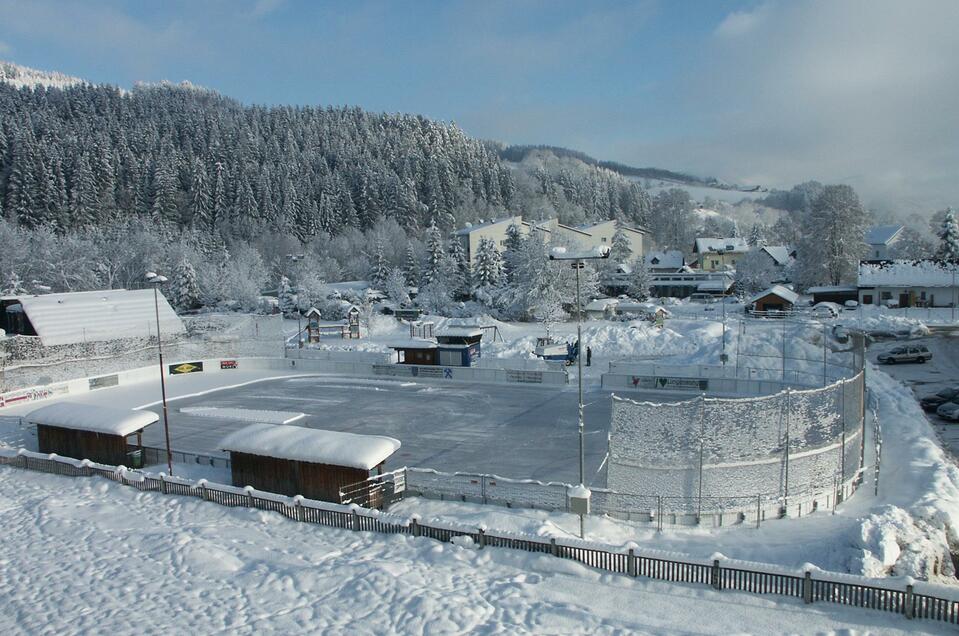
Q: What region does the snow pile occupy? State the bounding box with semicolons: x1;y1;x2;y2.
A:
25;402;158;436
179;407;305;425
220;423;400;470
853;367;959;580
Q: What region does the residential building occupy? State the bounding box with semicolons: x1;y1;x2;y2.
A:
858;259;959;308
644;250;685;273
692;237;749;271
864;225;904;260
577;219;647;259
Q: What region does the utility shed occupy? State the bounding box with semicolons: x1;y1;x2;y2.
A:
0;289;185;346
387;338;438;365
220;423;401;503
434;327;483;367
749;285;799;314
27;402;157;466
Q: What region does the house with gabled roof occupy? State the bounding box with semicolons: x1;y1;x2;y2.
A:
864;225;904;260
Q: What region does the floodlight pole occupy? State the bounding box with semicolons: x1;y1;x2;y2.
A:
147;273;173;475
550;247;609;539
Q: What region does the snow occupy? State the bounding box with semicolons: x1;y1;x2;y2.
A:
0;61;87;90
548;245;611;260
12;288;185;346
694;237;749;253
0;468;935;634
385;337;437;349
220;423;401;470
644;250;685;270
749;284;800;305
858;260;959;287
24;401;158;436
179;407;305;425
761;245;794;266
435;327;483;338
568;484;591;499
865;224;905;246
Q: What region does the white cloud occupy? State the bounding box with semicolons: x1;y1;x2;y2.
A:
637;0;959;214
250;0;284;18
714;4;769;38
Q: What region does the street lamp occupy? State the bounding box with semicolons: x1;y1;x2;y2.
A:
549;244;610;538
145;271;173;475
286;253;306;348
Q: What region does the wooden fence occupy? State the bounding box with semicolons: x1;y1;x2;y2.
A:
0;449;956;625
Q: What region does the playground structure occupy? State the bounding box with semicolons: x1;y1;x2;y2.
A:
304;306;361;343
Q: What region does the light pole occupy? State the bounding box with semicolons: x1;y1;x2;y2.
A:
286;253;305;348
549;245;610;539
146;272;173;475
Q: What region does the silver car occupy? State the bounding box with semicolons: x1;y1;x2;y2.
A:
877;344;932;364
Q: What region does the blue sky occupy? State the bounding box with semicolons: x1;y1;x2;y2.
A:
2;0;958;213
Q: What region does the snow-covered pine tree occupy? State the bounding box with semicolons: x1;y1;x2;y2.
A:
472;238;503;289
447;236;471;298
747;224;767;248
609;227;632;265
502;222;524;282
278;275;297;316
383;267;410;305
735;249;777;297
422;221;445;285
368;239;390;288
403;242;421;286
171;259;201;311
937;208;959;261
627;258;653;301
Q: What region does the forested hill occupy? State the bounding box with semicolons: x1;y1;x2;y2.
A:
0;77;653;243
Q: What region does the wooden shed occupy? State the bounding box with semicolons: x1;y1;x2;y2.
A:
387;338;439;365
748;285;800;315
26;401;157;466
219;423;401;503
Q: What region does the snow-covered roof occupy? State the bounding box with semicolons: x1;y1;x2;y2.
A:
761;246;794;266
805;285;858;294
453;216;518;236
13;289;185;347
750;285;800;305
645;250;685;270
865;225;904;246
577;219;647;235
585;298;619;311
26;402;158;437
694;237;748;254
617;302;670;316
220;423;400;470
858;260;959;288
387;337;438;349
549;245;611;260
436;327;483;338
697;280;732;292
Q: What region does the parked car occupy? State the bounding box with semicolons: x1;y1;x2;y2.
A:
877;344;932;364
936;401;959;422
920;387;959;412
688;293;718;304
844;300;859;311
811;302;842;318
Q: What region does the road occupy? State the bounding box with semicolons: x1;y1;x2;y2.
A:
868;335;959;459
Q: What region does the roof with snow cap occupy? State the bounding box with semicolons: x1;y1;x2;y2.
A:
11;289;184;347
220;423;401;470
645;250;685;270
694;238;749;254
749;285;799;305
26;402;158;437
386;337;438;349
761;246;795;266
865;225;904;246
858;260;959;287
435;327;483;338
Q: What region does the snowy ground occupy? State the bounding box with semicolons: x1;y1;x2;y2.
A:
0;466;944;635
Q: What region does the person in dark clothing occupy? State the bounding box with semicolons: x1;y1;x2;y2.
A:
586;346;592;367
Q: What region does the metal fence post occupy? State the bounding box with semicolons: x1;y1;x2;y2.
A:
160;473;167;494
352;509;361;531
411;517;420;537
904;583;914;619
477;527;486;549
803;571;813;604
550;537;558;556
712;559;721;590
756;494;761;529
657;496;663;532
628;548;637;577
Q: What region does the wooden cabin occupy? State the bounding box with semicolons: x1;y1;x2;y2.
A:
748;285;799;315
26;402;157;467
219;423;401;503
434;327;483;367
387;338;439;365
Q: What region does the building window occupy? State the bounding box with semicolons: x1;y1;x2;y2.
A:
880;291;892;300
863;294;873;304
920;291;927;300
602;237;607;243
